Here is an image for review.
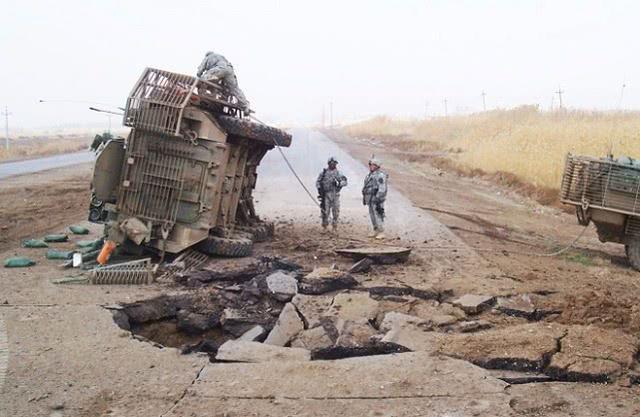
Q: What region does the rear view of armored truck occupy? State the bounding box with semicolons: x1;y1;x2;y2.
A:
90;68;291;260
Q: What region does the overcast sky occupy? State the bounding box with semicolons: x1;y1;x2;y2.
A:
1;0;638;130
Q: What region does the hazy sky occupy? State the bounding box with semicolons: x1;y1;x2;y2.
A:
1;0;638;130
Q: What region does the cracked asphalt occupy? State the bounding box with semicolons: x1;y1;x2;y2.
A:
1;129;639;416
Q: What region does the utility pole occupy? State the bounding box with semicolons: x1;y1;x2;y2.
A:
555;87;564;109
619;82;626;110
321;105;325;128
424;101;429;119
443;99;448;117
481;91;487;111
329;101;333;128
2;106;10;151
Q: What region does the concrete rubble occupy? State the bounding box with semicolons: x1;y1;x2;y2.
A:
378;311;426;332
327;292;379;321
298;267;358;295
265;270;298;301
264;302;304;346
441;323;566;372
215;340;311;362
495;294;537;320
238;325;267;342
452;294;496;314
381;324;444;352
291;294;333;328
546;325;639;382
335;319;378;347
290;326;334;350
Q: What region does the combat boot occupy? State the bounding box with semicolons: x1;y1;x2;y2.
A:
368;230;377;238
375;232;386;239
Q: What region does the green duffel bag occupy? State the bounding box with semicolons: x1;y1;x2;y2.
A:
45;250;74;260
43;234;69;243
4;257;36;268
69;225;90;235
22;239;48;248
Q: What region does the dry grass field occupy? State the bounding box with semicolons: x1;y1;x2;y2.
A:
345;106;640;194
0;135;90;162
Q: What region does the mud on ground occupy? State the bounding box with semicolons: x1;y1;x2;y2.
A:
0;163;92;253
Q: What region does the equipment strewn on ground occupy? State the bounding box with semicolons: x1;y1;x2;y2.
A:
560;153;640;270
89;67;291;260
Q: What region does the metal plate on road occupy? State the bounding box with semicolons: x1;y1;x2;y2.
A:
335;246;412;264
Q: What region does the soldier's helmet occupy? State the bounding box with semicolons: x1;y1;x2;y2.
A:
368;156;382;167
328;157;338;165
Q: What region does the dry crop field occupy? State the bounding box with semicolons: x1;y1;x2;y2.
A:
345;106;640;194
0;135;90;162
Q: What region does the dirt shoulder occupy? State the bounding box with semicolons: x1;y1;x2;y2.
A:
0;163;93;252
327;128;640;334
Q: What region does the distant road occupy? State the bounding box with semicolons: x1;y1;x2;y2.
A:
0;151;94;180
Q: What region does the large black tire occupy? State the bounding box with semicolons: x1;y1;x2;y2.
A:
216;116;292;147
196;236;253;257
236;222;274;243
625;239;640;271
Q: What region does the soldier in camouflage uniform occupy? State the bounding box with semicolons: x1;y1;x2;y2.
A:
316;157;348;231
197;51;250;111
362;157;388;239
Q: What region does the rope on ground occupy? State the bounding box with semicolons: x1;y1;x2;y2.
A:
249;115;320;208
417;205;591;257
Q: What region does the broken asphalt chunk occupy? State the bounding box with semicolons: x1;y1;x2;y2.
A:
265;271;298;302
545;325;639;382
298;267;358;295
452;294;496;314
238;325;267;342
348;257;374;273
441;323;566;372
264;303;304;346
335;246;412;264
215;340;310;363
291;326;334;350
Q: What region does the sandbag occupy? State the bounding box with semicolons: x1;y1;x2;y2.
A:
69;225;90;235
46;250;74;260
76;238;104;251
22;239;48;248
4;257;36;268
44;234;69;243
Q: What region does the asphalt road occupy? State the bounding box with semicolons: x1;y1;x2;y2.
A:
256;128;465;244
0;151;94;180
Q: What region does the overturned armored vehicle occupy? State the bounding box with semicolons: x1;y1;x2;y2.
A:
90;68;291;259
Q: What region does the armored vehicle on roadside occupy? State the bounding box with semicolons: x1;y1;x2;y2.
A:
90;68;291;258
560;154;640;270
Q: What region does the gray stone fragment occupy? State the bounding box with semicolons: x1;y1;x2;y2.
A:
335;319;378;347
381;324;443;352
452;294;496;314
456;320;493;333
238;325;266;342
291;326;334;350
495;295;536;319
215;340;310;363
264;303;304;346
379;312;425;333
328;292;379;321
266;271;298;301
291;294;333;328
348;257;374;273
